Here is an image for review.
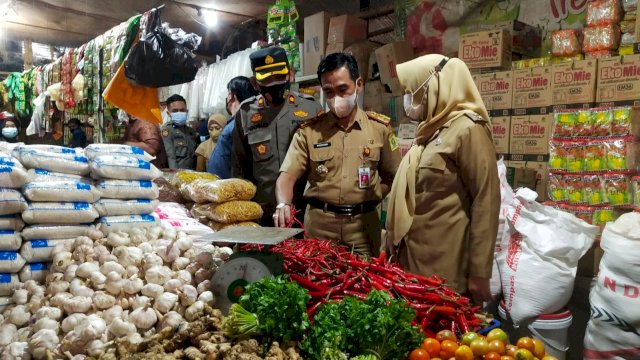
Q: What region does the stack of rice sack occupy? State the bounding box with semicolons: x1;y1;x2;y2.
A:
12;145;100;276
186;178;263;231
87;144;162;234
0;149;28;294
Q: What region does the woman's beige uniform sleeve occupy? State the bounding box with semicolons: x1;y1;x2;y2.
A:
457;124;500;278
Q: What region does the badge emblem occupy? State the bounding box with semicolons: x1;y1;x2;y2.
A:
435;138;442;146
316;164;328;175
256;143;267;155
363;147;371;157
294;110;308;118
250;113;263;123
289;95;296;104
161;129;169;137
257;97;265;108
265;55;274;64
389;133;399;152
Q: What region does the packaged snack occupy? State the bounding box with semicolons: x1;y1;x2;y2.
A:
207;221;261;232
566;142;586;173
565;175;586;204
585;50;618;59
611;107;637;136
592;108;613;137
549;141;567;170
623;0;637;12
586;0;622;26
583;25;621;52
584;175;608;205
573;206;595;224
171;170;218;189
548;173;567;202
551;29;582;57
185;178;257;204
604;173;632;206
553;111;576;138
606;137;639;171
633;175;640;208
190;201;263;224
620;19;636;33
575;110;593;137
585;142;607;172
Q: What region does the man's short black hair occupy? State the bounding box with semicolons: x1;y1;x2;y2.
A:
166;94;187;107
317;53;360;84
68;118;82;127
227;76;259;103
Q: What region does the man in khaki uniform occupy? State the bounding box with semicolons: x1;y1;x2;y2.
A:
385;55;500;302
275;53;401;256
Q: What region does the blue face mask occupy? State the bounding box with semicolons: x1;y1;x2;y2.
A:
2;127;18;138
171;112;188;126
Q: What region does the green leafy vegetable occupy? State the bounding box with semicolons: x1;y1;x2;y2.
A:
237;275;311;343
221;303;260;338
301;290;424;360
351;355;379;360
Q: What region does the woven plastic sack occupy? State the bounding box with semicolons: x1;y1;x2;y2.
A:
97;180;159;200
27;168;92;184
186;178;257;204
0;251;26;273
0;141;23;155
0;189;27;216
0;164;28;188
90;155;162;180
0;273;19;296
21;239;71;262
0;215;24;231
191;201;263;224
19;262;48;282
97;214;159;235
21;224;96;241
12;144;83;158
85;144;155;161
0;154;23;168
94;199;159;217
491;159;516;299
207;220;260;232
23;181;102;203
18;149;90;176
22;202;99;224
0;230;22;251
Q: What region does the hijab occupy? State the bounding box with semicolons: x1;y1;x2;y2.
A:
196;113;228;159
385;55;490;248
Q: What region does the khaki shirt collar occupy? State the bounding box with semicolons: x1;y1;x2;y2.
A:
328;107;365;131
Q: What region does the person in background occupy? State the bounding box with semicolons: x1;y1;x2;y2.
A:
161;94;198;169
232;47;323;226
123;111;168;169
274;53;401;256
0;112;19;143
385;54;500;303
208;76;259;178
195;113;226;172
68;118;87;148
197;117;209;143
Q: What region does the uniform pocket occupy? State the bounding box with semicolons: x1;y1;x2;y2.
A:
309;148;335;178
175;139;188;158
418;152;457;192
248;131;273;162
358;144;382;164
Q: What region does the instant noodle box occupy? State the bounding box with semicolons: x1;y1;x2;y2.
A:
490;116;511;156
512;66;553;112
459;30;512;71
596;54;640;105
509;114;552;155
473;70;514;115
551;59;597;108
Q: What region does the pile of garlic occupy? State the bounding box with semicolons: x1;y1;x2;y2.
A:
0;223;232;359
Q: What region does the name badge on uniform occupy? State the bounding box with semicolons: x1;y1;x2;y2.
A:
358;166;371;189
313;142;331;149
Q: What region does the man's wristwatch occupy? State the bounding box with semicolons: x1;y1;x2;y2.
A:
276;203;291;209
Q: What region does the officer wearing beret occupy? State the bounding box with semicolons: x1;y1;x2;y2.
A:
232;47;323;226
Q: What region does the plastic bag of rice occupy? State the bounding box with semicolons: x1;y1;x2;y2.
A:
97;180;159;199
207;220;260;231
0;154;23;168
94;199;159;217
21;224;97;240
0;215;24;231
0;164;28;188
27;168;92;184
19;262;48;282
23;181;102;203
90;155;162;180
0;230;22;251
22;202;99;224
0;273;20;296
97;214;159;235
13;144;82;158
0;141;23;155
190;201;263;224
0;189;27;216
21;239;71;262
85;144;155;161
18;149;90;176
186;178;257;204
0;251;26;273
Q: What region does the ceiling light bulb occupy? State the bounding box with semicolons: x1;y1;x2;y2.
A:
203;9;217;28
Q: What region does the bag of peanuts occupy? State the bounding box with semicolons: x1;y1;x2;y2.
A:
191;201;263;224
185;178;257;204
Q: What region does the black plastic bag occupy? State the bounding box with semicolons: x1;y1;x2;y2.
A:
125;13;199;88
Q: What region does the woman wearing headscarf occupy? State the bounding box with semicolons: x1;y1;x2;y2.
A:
0;112;20;143
385;55;500;303
195;113;227;172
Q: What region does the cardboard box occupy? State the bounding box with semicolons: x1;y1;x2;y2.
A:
462;20;542;58
303;11;333;76
363;80;385;114
508;160;549;201
343;41;379;81
382;94;414;125
506;166;538;194
398;122;418;139
325;42;345;55
475;71;514;112
551;59;597;106
491;116;510;156
509;114;552;155
327;15;367;47
368;52;379;81
459;30;512;70
375;42;415;96
596;55;640;105
512;66;552;110
399;138;413;158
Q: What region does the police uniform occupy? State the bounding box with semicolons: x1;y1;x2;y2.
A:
280;108;401;256
232;48;323;225
161;124;198;169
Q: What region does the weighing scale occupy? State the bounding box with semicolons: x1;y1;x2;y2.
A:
201;227;304;313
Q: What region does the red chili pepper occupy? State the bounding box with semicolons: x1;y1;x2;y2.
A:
457;313;470;334
421;317;428;332
396;282;428;293
393;284;443;304
366;272;393;288
289;274;325;292
433;306;457;317
376;250;387;265
406;273;443;287
343;290;367;300
307;299;326;320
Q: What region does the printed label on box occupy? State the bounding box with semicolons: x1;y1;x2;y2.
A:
552;59;597;105
597;55;640;103
509;114;552;155
475;71;514;111
491;116;511;155
459;30;512;70
513;67;552;108
398;123;418;139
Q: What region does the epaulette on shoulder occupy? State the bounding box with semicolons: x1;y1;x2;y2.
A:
297;92;316;101
465;112;488;123
366;111;391;126
299;112;327;129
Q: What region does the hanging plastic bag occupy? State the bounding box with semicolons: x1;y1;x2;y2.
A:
491;158;516;299
124;10;199;87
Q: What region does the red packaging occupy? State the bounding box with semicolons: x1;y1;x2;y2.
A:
583;25;621;52
586;0;622;26
551;29;582;57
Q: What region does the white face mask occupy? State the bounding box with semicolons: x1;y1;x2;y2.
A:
403;57;449;121
327;90;358;119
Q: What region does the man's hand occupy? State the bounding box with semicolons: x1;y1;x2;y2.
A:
467;276;492;304
273;204;292;228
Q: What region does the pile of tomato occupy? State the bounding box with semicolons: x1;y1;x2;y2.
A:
408;328;559;360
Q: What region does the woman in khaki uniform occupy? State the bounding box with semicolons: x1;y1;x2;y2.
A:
385;55;500;303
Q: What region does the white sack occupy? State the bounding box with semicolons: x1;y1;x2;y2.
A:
20;239;72;263
97;180;159;200
90;155;162;180
97;215;159;235
22;202;99;224
0;189;27;216
0;251;26;273
18;149;90;176
23;181;101;203
0;230;22;251
0;215;24;231
0;164;28;188
85;144;155;162
94;199;159;217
